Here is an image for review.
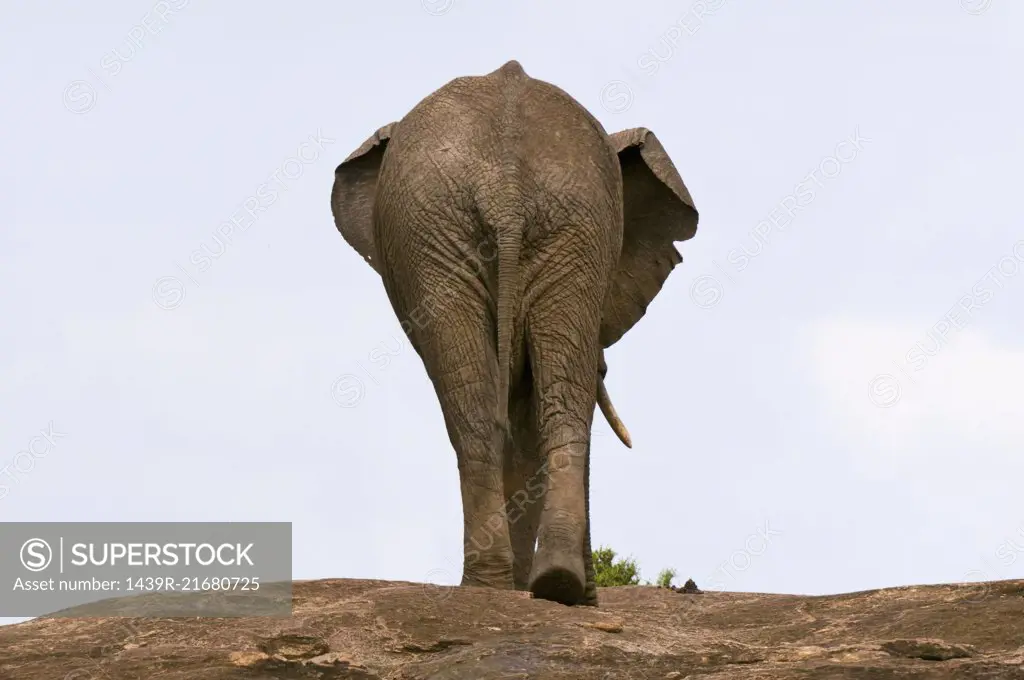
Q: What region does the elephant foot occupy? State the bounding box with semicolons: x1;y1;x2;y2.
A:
580;580;598;607
461;548;515;590
529;547;585;606
460;573;515;590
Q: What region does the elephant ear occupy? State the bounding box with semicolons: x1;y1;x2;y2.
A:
599;128;699;348
330;123;397;274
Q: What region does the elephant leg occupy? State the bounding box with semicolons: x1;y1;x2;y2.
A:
581;439;597;606
504;383;543;591
524;291;603;606
415;304;515;591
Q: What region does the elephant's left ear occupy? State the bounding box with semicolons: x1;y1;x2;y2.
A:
599;128;699;348
330;122;397;274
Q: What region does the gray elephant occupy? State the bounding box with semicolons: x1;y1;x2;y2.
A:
330;60;698;606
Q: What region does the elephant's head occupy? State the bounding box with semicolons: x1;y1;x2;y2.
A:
332;124;698;448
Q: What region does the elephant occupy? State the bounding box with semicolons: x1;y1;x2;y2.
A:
330;60;698;606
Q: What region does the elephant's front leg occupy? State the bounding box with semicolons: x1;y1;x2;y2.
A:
504;387;543;591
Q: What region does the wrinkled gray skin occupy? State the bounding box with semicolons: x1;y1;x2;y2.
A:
331;60;698;606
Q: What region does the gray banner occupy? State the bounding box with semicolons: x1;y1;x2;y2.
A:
0;522;292;617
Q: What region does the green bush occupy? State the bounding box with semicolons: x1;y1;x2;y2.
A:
655;568;677;588
592;546;641;586
592;546;681;588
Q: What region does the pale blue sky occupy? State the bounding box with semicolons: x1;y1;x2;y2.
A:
2;0;1022;626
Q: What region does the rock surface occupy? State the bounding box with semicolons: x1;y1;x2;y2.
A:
2;577;1023;679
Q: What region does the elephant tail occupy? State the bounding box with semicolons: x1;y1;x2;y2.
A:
494;215;522;447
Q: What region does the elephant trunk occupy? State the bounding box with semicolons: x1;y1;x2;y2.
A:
596;375;632;448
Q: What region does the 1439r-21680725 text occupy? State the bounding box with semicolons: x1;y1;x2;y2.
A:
125;576;260;591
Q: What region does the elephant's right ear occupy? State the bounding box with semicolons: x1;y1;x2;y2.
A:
330;123;397;274
599;128;699;348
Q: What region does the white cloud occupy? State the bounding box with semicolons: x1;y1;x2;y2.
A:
801;318;1024;472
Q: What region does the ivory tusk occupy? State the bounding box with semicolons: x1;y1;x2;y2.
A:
597;374;632;449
